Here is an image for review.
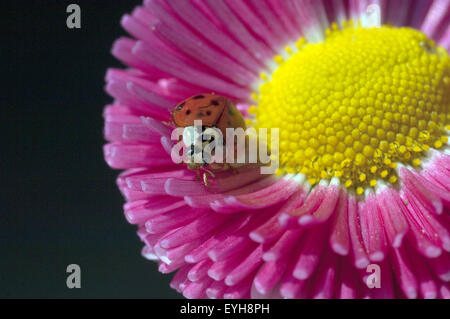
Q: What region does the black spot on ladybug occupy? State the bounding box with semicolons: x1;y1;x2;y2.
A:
176;102;185;110
206;111;212;116
211;100;219;106
186;110;191;115
193;95;205;100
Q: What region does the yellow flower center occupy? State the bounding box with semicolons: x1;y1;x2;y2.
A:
251;24;450;194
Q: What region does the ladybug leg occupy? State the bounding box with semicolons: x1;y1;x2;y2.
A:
161;120;174;127
231;165;240;175
226;162;242;174
203;172;209;187
200;167;215;187
204;167;216;178
224;163;236;174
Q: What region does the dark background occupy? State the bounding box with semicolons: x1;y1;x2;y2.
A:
1;0;180;298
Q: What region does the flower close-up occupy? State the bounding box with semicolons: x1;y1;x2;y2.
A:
104;0;450;299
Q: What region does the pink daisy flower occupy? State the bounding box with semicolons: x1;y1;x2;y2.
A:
104;0;450;299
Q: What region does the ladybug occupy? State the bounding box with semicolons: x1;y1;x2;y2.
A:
171;93;247;185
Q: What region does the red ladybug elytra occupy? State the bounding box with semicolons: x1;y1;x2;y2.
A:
172;93;246;134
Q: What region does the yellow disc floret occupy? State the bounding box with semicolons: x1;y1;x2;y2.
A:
252;24;450;190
